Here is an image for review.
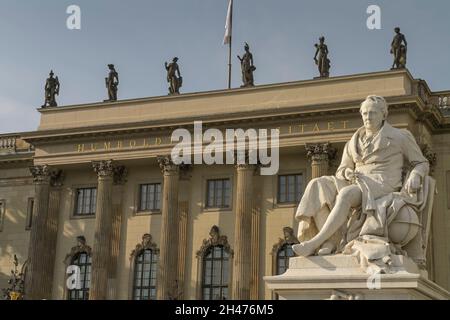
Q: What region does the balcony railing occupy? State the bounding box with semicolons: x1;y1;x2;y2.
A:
0;135;17;153
0;135;33;155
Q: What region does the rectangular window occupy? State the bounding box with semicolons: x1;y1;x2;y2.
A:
25;198;34;230
206;179;231;209
74;188;97;216
0;200;5;232
139;183;162;212
278;174;303;204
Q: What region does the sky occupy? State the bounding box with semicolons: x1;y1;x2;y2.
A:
0;0;449;134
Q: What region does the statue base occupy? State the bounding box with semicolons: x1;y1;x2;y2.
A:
264;254;450;300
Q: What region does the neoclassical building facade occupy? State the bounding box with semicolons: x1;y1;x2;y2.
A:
0;69;449;299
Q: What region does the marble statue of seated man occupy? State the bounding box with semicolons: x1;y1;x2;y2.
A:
293;95;430;261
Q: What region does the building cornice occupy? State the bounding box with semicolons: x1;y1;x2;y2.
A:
20;96;449;145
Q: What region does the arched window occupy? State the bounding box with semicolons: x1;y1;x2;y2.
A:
196;226;233;300
68;252;91;300
65;236;92;301
271;227;298;275
130;234;159;300
133;249;158;300
276;243;295;275
202;245;229;300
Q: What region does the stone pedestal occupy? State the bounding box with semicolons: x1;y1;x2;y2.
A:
264;255;450;300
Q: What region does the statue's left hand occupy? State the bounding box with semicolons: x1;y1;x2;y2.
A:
405;172;421;194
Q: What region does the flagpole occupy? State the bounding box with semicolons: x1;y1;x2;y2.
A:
227;0;233;89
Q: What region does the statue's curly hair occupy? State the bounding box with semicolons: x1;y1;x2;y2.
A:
360;95;389;118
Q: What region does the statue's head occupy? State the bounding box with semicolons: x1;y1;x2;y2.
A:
283;227;294;239
142;233;152;246
173;57;179;62
108;64;115;70
360;95;388;131
49;70;54;78
209;225;220;241
244;42;250;51
319;36;325;43
395;27;400;33
76;235;86;247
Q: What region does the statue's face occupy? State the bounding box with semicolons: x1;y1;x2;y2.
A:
360;102;385;131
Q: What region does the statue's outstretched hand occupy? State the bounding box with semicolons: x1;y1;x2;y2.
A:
405;172;421;194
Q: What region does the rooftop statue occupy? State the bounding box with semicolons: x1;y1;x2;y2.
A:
237;42;256;87
314;36;330;78
391;27;407;69
105;64;119;101
165;57;182;95
42;70;60;107
293;95;433;273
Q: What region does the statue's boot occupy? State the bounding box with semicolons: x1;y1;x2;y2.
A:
317;240;336;256
292;242;316;257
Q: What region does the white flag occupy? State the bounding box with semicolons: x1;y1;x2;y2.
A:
223;0;233;45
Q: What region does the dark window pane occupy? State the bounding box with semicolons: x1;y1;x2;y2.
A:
139;184;162;211
276;244;295;275
75;188;97;216
68;252;91;300
202;245;229;300
278;174;303;204
133;249;158;300
206;179;231;208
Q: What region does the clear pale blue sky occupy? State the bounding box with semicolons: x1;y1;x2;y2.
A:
1;0;449;134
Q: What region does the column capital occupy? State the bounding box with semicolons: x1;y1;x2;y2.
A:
157;156;180;174
29;165;52;184
92;160;114;177
305;143;337;162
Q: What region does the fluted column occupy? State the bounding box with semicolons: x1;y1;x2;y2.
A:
176;166;191;300
306;143;336;178
231;164;255;300
107;166;127;299
157;156;181;300
250;173;263;300
27;165;51;299
42;171;64;299
90;160;115;300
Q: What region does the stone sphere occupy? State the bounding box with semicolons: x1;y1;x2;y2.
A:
388;206;420;247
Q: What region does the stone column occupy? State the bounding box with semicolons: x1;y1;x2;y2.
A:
107;166;127;299
250;173;263;300
90;160;115;300
231;164;255;300
27;165;51;300
156;156;181;300
42;170;64;298
305;143;336;178
176;166;191;300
